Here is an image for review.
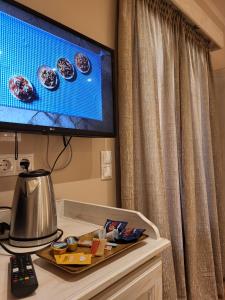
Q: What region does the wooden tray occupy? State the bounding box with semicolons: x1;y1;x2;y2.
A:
36;232;148;274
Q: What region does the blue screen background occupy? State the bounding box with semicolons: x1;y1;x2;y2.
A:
0;12;103;121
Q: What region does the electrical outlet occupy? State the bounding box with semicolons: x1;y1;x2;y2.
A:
0;156;14;176
0;154;34;177
15;154;34;174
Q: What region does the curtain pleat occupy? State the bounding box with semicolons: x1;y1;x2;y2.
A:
208;61;225;292
118;0;224;299
118;0;135;210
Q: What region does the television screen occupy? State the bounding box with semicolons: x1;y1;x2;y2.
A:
0;0;115;137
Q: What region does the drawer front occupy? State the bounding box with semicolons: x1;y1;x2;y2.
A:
92;257;162;300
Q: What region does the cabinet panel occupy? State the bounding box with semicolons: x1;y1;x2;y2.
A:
137;293;151;300
137;287;155;300
92;256;162;300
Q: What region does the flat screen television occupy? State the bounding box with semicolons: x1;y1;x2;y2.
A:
0;0;115;137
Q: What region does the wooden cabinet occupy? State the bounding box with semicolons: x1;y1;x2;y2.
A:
92;256;162;300
0;199;169;300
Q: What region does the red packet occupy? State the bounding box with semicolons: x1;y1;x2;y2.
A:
91;239;100;256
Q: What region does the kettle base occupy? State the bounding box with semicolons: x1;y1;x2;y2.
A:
9;231;60;248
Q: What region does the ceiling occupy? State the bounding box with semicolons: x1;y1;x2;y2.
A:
195;0;225;30
213;0;225;18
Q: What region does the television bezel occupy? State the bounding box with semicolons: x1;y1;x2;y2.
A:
0;0;116;138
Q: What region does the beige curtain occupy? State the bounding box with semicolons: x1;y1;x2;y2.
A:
212;68;225;282
118;0;224;299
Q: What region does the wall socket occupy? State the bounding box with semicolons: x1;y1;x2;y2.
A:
0;154;34;177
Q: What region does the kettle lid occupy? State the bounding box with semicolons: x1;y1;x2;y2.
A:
19;169;50;178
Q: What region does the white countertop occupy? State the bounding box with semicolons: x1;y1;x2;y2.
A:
0;200;170;300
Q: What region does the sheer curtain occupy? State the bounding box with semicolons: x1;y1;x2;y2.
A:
118;0;224;299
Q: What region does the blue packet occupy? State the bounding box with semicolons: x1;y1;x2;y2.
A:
104;219;128;233
117;228;145;243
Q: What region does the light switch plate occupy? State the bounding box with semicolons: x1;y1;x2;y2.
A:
101;165;112;180
101;151;112;164
101;151;112;180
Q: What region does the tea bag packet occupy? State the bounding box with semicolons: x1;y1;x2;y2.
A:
91;238;107;256
117;228;145;243
95;239;107;256
55;253;92;265
91;239;100;256
104;219;127;233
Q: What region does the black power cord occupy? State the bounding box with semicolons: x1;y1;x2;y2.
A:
63;136;67;147
0;222;10;235
50;136;72;173
0;206;11;210
0;228;64;255
0;207;11;237
15;132;18;160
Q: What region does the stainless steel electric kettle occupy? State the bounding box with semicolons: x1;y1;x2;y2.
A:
9;169;58;247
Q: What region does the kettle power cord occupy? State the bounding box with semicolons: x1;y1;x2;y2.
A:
0;222;10;235
0;206;11;239
49;136;73;173
0;206;12;210
0;228;63;255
